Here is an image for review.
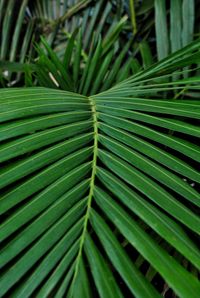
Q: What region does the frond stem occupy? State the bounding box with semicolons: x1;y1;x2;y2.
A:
69;96;98;293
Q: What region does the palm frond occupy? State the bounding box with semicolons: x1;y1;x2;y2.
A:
0;38;200;297
155;0;195;60
33;31;136;95
0;0;35;85
0;0;129;87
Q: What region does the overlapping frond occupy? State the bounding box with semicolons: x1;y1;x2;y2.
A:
0;0;129;87
0;0;35;86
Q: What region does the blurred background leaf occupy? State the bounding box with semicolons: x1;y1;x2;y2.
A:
0;0;199;89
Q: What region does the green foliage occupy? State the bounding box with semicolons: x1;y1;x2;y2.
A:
33;31;135;95
0;37;200;296
0;1;200;297
0;0;130;86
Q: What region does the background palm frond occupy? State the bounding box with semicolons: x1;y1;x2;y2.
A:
1;0;199;88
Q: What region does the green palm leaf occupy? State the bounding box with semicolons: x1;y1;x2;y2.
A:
0;41;200;297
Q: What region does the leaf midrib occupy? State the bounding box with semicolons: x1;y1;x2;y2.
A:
69;96;98;293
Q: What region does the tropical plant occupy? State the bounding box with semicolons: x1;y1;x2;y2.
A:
0;31;200;297
2;0;198;88
0;0;131;87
